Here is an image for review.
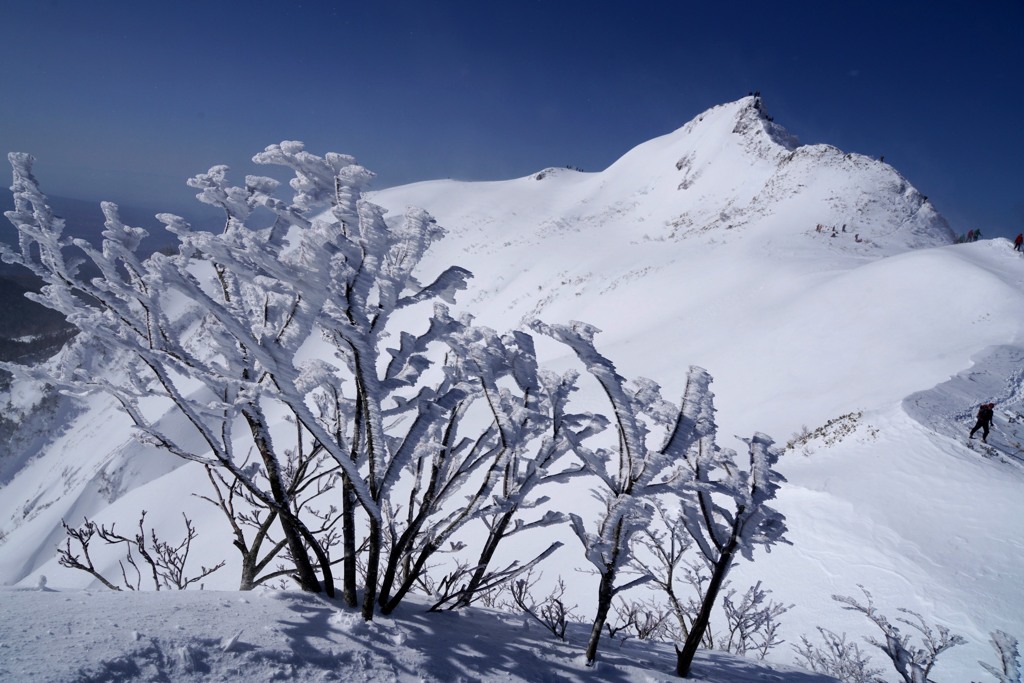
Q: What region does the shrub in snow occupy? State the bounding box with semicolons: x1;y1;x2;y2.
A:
530;322;788;672
194;463;297;591
793;627;886;683
636;502;791;666
507;571;578;641
604;596;672;642
785;411;868;454
2;147;586;620
835;586;966;683
58;512;225;590
799;588;1020;683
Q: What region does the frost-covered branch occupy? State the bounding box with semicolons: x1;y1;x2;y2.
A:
531;321;748;667
57;512;225;591
978;630;1021;683
793;627;886;683
531;319;788;672
835;586;966;683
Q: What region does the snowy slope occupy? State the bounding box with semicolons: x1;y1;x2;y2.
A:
2;96;1022;682
369;96;997;442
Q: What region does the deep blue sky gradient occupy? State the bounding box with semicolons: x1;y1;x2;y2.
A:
2;1;1022;238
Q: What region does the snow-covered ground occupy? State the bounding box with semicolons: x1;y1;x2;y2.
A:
2;96;1022;681
1;587;838;682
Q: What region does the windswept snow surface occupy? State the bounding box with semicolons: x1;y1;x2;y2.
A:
2;97;1022;681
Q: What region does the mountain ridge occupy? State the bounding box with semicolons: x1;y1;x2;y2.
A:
373;97;952;259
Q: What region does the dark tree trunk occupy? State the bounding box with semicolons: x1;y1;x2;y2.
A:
377;466;438;611
585;564;618;665
585;515;625;665
380;541;438;615
294;515;336;598
675;538;738;677
244;409;322;594
455;508;515;609
277;508;323;594
361;516;381;620
238;552;256;591
341;475;358;607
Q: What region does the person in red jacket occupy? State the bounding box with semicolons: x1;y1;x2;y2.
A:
1014;233;1023;252
969;402;995;443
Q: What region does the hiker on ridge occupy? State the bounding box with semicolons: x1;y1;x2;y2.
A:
1014;233;1022;252
969;402;995;443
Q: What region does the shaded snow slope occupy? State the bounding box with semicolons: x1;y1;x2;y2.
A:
1;97;1020;682
0;588;837;683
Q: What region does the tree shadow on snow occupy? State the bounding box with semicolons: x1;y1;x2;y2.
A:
267;593;839;682
391;606;643;682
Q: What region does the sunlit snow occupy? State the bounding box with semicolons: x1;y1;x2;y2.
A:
2;96;1022;682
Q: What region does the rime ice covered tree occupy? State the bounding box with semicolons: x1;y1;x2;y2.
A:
2;144;585;621
835;587;966;683
372;326;590;615
670;367;789;677
529;321;671;664
2;148;395;596
446;352;605;611
531;320;788;671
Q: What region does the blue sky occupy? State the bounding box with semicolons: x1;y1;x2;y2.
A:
2;1;1022;238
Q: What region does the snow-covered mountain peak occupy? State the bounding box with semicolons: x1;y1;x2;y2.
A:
599;96;794;190
592;96;952;252
735;96;802;151
377;96;952;296
647;95;798;155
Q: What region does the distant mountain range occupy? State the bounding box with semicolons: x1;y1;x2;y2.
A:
0;190;215;365
0;191;187;256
